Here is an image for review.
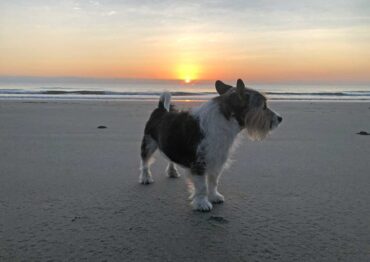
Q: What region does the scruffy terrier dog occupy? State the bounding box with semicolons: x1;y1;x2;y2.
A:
139;79;282;211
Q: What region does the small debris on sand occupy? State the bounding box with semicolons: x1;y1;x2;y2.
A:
356;131;370;135
71;216;87;222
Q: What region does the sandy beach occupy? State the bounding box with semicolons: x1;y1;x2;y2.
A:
0;99;369;261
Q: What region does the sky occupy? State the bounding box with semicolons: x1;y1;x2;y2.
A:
0;0;369;83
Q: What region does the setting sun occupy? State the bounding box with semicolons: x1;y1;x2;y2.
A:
176;64;199;83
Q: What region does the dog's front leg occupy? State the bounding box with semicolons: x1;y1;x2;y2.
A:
190;174;213;212
207;173;225;204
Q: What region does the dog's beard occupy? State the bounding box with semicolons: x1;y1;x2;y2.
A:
244;109;273;141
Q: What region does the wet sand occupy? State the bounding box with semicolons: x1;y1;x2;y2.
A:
0;100;369;261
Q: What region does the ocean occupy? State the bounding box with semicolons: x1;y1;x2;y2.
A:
0;77;369;101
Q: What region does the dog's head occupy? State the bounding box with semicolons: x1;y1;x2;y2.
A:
215;79;282;140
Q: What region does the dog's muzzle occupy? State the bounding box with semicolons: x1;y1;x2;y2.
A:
270;114;283;129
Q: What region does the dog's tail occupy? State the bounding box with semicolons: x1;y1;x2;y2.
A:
158;92;171;111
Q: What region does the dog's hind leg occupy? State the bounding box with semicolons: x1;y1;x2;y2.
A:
207;172;225;204
139;135;158;184
166;162;180;178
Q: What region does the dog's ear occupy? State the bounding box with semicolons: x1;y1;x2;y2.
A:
215;80;233;95
236;79;245;92
236;79;246;98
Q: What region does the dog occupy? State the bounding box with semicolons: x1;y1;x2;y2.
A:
139;79;282;211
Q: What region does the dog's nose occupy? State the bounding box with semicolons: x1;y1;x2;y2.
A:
277;116;283;123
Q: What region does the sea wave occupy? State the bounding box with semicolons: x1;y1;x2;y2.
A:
0;89;369;100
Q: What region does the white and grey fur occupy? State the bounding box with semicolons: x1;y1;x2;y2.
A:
139;79;282;211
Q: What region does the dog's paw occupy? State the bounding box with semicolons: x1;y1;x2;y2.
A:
208;192;225;204
191;197;213;212
139;173;154;184
166;165;181;178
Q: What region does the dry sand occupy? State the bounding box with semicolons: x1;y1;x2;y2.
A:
0;100;369;261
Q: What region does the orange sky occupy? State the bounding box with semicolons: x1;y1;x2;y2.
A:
0;1;369;83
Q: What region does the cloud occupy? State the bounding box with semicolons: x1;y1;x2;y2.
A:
106;10;116;16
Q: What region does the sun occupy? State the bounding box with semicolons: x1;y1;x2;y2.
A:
176;64;199;84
